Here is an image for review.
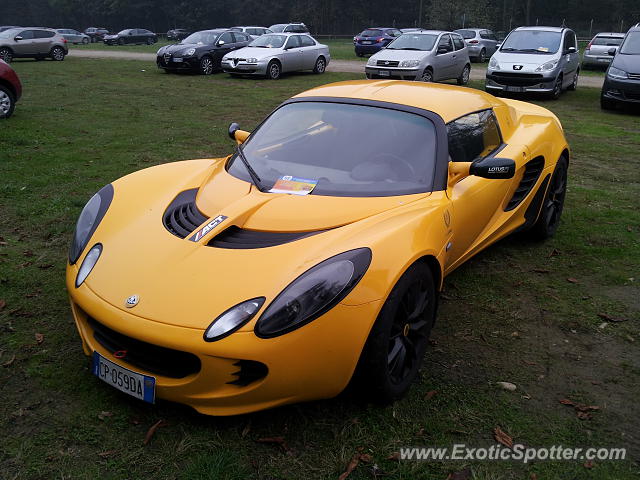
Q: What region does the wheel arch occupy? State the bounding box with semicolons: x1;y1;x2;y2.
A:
0;78;16;100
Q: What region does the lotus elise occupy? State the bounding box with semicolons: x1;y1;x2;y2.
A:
66;80;569;415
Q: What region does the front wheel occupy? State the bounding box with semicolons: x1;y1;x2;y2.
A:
457;64;470;85
600;94;615;110
146;38;153;45
50;46;65;61
529;156;568;240
550;75;563;100
0;85;16;119
351;261;437;403
82;37;89;44
313;56;326;74
418;68;433;82
199;56;214;75
266;60;281;80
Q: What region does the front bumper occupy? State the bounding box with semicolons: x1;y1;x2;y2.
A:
601;76;640;105
67;267;382;416
582;52;613;67
156;55;200;71
365;66;420;80
221;59;266;75
485;71;557;93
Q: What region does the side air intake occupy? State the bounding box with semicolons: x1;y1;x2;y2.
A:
505;156;545;211
208;226;326;249
163;189;208;238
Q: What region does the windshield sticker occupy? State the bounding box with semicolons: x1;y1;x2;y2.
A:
189;215;228;242
269;176;318;195
537;47;549;52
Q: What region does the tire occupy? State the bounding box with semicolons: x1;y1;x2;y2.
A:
0;85;15;119
457;64;470;85
266;60;281;80
351;261;437;403
146;38;153;45
0;47;12;63
567;69;579;91
600;94;615;110
82;37;89;45
118;38;125;46
50;46;65;61
313;56;326;74
365;73;373;79
549;75;562;100
478;48;486;63
199;56;214;75
529;156;568;240
418;67;433;82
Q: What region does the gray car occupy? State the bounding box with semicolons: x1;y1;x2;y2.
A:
0;27;68;62
365;30;471;84
56;28;90;44
231;26;273;40
221;33;330;79
454;28;499;62
583;32;625;69
486;26;580;99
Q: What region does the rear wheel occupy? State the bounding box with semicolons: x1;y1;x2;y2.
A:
50;46;65;61
352;261;437;403
0;47;12;63
199;56;214;75
529;156;568;240
146;38;153;45
478;48;486;63
313;56;326;74
267;60;281;80
0;85;16;119
457;64;470;85
82;37;89;44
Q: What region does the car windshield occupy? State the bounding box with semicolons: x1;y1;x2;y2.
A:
620;32;640;54
386;34;438;51
592;36;623;46
455;30;476;39
117;30;129;35
181;31;218;44
361;29;383;37
227;102;437;197
500;30;561;53
249;34;287;48
0;28;20;38
269;25;285;32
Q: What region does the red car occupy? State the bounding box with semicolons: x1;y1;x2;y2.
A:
0;59;21;118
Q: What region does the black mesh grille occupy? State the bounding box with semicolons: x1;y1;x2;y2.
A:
226;360;268;386
208;226;325;249
163;189;208;239
491;72;544;86
88;317;201;378
505;156;545;211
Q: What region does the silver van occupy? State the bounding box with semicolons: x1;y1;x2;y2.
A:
365;30;471;84
485;26;580;99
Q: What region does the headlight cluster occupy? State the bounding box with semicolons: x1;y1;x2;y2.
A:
245;58;258;64
399;59;420;68
184;48;196;56
489;57;500;70
204;248;372;341
607;66;628;79
69;184;113;264
367;56;378;66
535;60;558;72
76;244;102;287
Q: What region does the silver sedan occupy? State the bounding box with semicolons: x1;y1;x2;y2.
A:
221;33;330;79
56;29;90;44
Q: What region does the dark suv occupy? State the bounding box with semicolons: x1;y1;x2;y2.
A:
85;27;110;43
601;25;640;110
354;27;402;56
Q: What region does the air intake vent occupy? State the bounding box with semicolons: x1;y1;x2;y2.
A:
227;360;268;386
505;157;545;211
163;189;208;238
208;226;325;249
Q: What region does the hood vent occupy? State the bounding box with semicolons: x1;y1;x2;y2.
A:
208;226;326;249
163;189;208;239
505;156;545;211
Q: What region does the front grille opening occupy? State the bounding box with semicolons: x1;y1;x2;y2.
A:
208;226;326;249
227;360;268;386
492;72;544;86
163;189;208;239
87;317;201;378
505;156;545;211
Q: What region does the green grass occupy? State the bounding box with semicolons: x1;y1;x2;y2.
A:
0;58;639;480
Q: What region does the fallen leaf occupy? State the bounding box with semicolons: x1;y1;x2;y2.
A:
23;250;35;257
424;390;437;400
338;453;371;480
98;411;113;420
497;381;517;391
523;360;537;366
0;299;5;310
1;354;15;367
559;398;575;406
567;278;578;284
143;419;167;445
548;249;561;257
98;450;117;458
447;467;472;480
575;405;600;412
597;313;628;323
256;436;290;452
493;427;513;448
35;333;44;344
627;226;633;232
241;422;251;438
560;398;599;419
533;268;550;273
37;264;54;270
387;452;401;461
530;474;538;480
584;460;595;469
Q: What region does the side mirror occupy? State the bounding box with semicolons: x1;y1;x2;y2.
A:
567;46;577;53
228;122;250;144
470;157;515;179
218;40;225;46
14;35;22;41
608;47;616;56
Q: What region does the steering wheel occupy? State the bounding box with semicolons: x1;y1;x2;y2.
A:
370;153;416;181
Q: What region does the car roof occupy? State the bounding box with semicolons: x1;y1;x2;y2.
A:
454;28;484;32
294;80;502;123
593;32;624;37
514;26;567;32
403;30;447;35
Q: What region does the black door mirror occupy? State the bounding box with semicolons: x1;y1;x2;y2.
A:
608;47;616;56
470;157;515;179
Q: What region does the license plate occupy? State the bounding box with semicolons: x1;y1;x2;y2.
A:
505;86;524;92
92;352;155;403
378;70;390;76
598;58;610;62
172;57;183;62
362;41;372;45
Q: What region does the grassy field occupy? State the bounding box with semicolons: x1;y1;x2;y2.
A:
1;57;639;480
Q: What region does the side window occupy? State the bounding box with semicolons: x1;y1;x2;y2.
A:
299;35;315;47
35;30;55;38
452;34;465;50
19;30;35;39
564;31;576;51
437;34;453;53
285;35;301;49
284;25;293;32
219;32;233;44
447;110;502;163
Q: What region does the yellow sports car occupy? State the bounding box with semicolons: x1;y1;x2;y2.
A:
66;80;569;415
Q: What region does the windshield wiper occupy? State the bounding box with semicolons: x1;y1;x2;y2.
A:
235;145;265;192
398;47;422;50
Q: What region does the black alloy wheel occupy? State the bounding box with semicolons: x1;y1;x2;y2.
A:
530;156;568;239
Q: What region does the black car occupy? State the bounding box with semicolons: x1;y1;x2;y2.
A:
104;28;157;45
167;29;191;41
84;27;109;42
156;29;251;75
601;25;640;110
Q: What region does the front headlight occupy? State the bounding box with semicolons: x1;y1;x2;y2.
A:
69;184;113;264
75;244;102;287
399;59;420;68
246;57;258;63
255;248;372;338
367;56;378;66
489;57;500;70
184;48;196;56
607;66;628;79
204;297;265;341
535;60;559;72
